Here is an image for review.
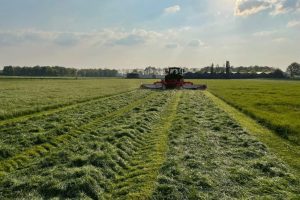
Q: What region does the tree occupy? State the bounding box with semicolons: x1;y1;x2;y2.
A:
3;66;14;76
144;66;157;75
271;69;285;78
287;62;300;78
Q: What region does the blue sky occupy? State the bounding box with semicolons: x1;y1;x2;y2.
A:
0;0;299;69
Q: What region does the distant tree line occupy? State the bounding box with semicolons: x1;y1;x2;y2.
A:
2;66;76;77
1;62;299;79
1;66;118;77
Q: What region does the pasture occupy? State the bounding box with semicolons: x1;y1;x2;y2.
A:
0;78;148;120
204;79;300;145
0;78;299;199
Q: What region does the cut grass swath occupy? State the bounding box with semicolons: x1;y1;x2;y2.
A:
111;91;182;199
0;91;160;176
152;91;299;199
0;90;151;160
0;91;173;199
0;88;299;199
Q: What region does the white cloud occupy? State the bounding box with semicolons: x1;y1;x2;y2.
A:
0;29;98;47
253;30;276;36
53;33;80;46
0;30;57;46
273;37;288;42
105;29;164;46
188;39;205;47
113;35;145;46
271;0;300;15
0;28;185;48
235;0;300;16
235;0;273;16
287;20;300;27
164;5;181;14
178;26;192;31
165;43;178;49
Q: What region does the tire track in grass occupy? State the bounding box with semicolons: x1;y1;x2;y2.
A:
0;91;160;177
2;91;298;199
110;91;182;199
0;91;175;199
0;89;137;126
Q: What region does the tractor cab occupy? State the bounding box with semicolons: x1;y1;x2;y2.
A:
165;67;184;82
163;67;185;88
165;67;184;75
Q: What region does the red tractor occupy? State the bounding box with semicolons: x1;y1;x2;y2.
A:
141;67;207;90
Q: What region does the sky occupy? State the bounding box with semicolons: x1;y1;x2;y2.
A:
0;0;299;70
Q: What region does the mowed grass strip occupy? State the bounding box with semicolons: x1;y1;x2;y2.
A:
0;91;174;199
205;91;300;175
0;91;159;176
0;89;137;126
111;91;182;199
152;91;299;199
200;79;300;145
0;90;151;160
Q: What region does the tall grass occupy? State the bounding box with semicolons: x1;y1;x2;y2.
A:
0;78;153;120
193;79;300;145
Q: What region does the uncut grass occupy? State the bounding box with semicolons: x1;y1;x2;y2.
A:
0;90;151;160
196;79;300;145
204;91;300;176
0;91;175;199
152;91;299;199
0;78;152;120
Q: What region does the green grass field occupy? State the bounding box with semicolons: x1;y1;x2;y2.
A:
0;78;148;120
202;80;300;145
0;78;299;199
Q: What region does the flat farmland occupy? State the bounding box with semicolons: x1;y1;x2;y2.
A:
201;80;300;145
0;78;299;199
0;78;151;120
